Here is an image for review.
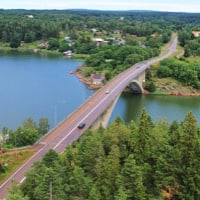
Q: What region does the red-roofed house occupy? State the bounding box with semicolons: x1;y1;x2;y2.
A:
91;73;105;84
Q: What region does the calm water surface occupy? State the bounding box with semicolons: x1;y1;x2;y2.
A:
0;53;200;130
110;94;200;125
0;53;94;130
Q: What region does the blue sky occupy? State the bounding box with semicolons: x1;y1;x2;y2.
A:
0;0;199;12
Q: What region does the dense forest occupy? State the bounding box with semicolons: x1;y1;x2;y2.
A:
6;110;200;200
156;58;200;89
0;10;199;80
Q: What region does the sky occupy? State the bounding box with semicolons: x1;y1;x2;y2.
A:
0;0;199;13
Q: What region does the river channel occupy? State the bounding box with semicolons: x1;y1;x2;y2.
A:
0;53;200;130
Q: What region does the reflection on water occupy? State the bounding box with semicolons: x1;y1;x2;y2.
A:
110;93;200;125
0;53;200;130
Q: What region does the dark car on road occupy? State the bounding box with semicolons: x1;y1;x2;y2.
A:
77;122;86;129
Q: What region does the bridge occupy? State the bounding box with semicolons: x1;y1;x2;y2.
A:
0;36;178;199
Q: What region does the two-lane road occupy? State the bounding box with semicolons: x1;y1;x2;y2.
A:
0;36;178;199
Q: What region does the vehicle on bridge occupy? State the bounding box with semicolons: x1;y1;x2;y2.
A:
105;89;110;94
77;122;86;129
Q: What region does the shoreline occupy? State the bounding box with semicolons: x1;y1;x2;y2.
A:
73;70;102;90
0;46;87;60
73;70;200;97
2;46;199;98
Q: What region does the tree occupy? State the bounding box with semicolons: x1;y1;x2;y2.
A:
7;182;29;200
96;145;120;200
1;126;9;145
38;118;49;135
145;82;156;92
88;185;100;200
10;35;21;48
68;167;93;200
24;31;36;43
42;149;60;167
34;167;65;200
114;187;128;200
136;109;154;162
118;155;146;200
48;38;59;50
23;117;37;130
59;41;71;52
9;127;39;147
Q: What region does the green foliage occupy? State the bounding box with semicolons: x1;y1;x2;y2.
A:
38;118;50;135
48;38;59;50
10;35;21;48
11;111;200;199
145;81;157;92
85;44;159;79
5;117;49;148
118;155;146;199
7;182;29;200
157;58;200;89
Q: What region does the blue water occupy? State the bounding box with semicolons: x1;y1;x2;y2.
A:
0;53;200;130
110;93;200;125
0;53;94;130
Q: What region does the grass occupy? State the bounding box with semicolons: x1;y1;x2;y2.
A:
152;91;169;95
72;53;89;60
0;150;36;184
187;56;200;62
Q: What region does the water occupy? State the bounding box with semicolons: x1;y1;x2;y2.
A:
0;53;200;130
0;53;94;130
110;93;200;125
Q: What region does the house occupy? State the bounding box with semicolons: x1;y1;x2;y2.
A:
140;44;147;49
64;36;71;42
118;40;126;45
192;31;200;37
114;39;126;46
94;31;103;36
91;73;105;84
39;40;48;47
64;50;73;57
26;15;34;19
91;28;98;33
114;30;121;34
151;33;158;37
93;38;105;46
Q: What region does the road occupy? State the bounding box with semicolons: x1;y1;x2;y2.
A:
0;36;178;199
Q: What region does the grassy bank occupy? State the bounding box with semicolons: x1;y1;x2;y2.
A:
0;149;36;184
0;45;89;61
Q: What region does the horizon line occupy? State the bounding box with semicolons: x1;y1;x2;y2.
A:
0;8;199;14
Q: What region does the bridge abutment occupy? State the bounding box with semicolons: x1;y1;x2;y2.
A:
129;70;146;93
90;94;121;129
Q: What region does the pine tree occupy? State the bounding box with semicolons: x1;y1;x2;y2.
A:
7;181;29;200
136;109;154;164
119;154;146;200
178;112;200;198
114;187;128;200
88;185;100;200
96;145;120;200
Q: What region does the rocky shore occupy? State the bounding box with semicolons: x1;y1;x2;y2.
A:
72;70;102;90
71;71;200;97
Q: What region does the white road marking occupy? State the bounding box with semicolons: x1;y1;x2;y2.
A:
53;63;148;150
0;144;47;189
19;177;26;184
